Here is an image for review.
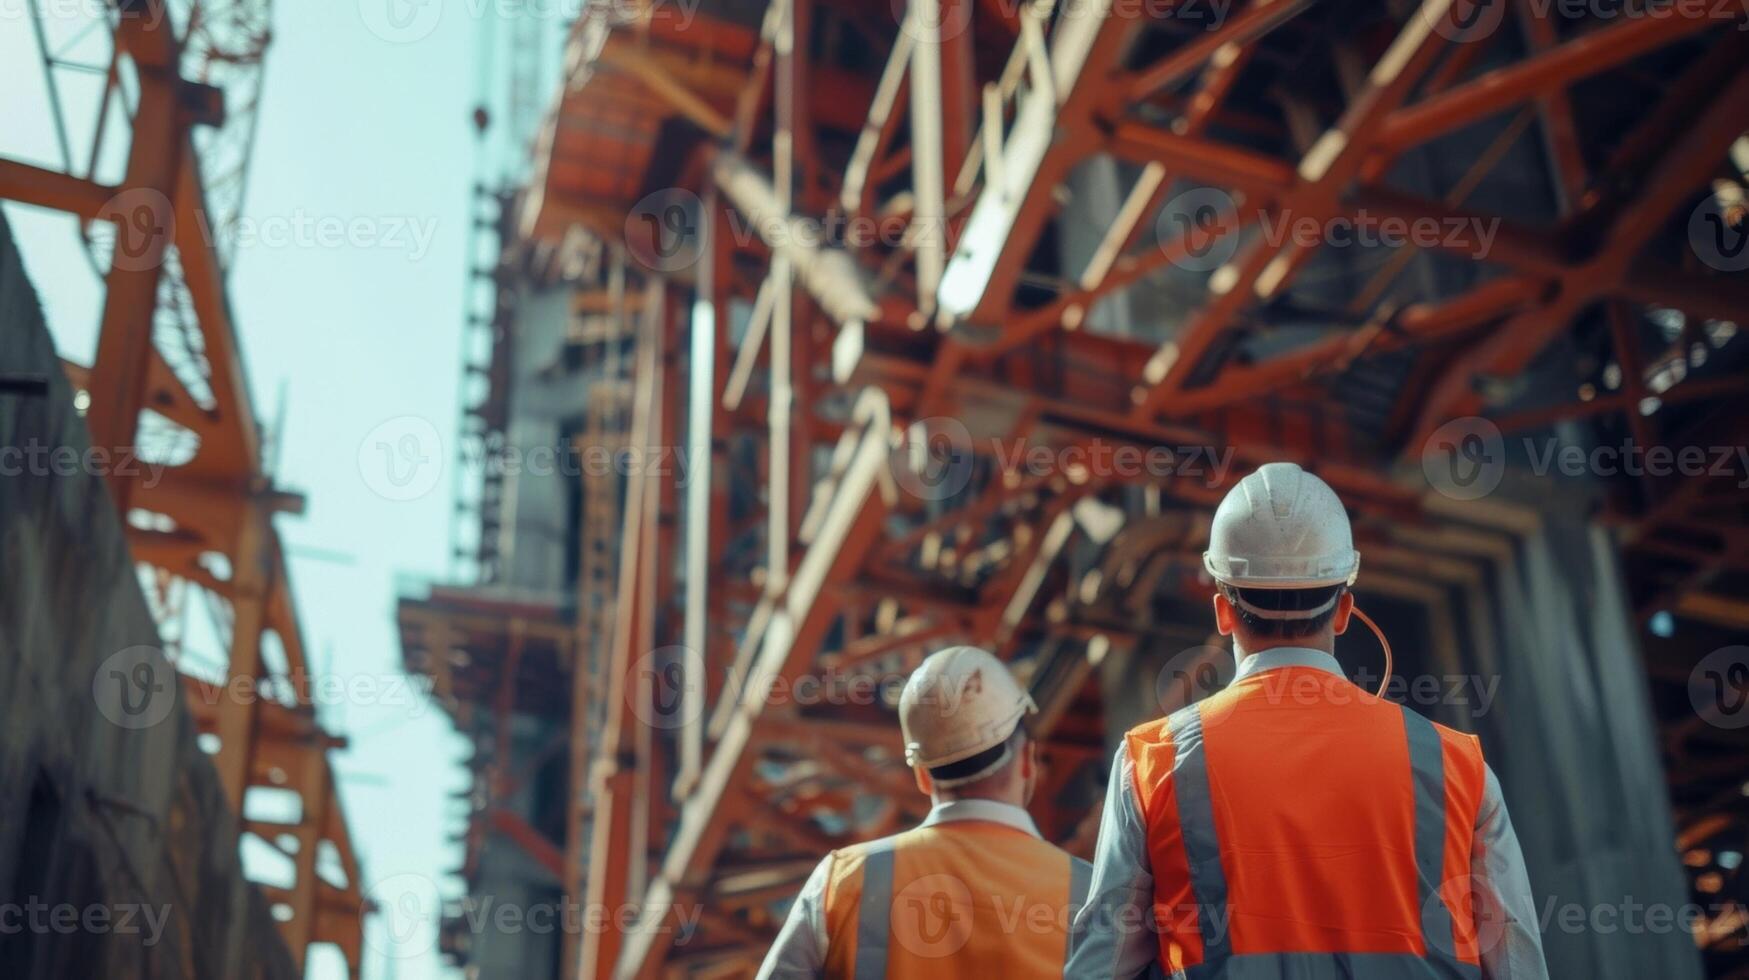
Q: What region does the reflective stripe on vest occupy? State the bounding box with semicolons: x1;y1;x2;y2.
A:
1167;704;1232;967
855;842;897;980
1132;668;1487;979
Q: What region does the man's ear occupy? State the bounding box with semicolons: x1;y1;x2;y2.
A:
1332;590;1356;635
1212;591;1238;636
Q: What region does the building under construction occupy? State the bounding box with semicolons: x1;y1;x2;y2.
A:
397;1;1749;979
2;0;1748;978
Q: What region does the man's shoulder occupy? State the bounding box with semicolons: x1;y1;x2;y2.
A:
1424;714;1487;767
1123;714;1174;746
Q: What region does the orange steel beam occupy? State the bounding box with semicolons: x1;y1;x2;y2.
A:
84;85;181;504
578;278;666;980
491;808;568;879
1406;61;1749;452
611;395;895;980
1375;6;1730;153
935;0;1143;324
0;160;117;217
1130;0;1459;419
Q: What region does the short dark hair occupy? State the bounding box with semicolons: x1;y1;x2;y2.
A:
930;726;1027;793
1223;584;1345;638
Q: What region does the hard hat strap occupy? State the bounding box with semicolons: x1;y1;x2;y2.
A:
1228;588;1341;621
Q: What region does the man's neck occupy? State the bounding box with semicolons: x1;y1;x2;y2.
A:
932;790;1025;810
1234;635;1334;660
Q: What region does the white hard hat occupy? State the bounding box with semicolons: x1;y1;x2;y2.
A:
1204;463;1359;616
899;646;1037;788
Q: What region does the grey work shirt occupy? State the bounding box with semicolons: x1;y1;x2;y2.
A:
755;799;1045;980
1065;647;1549;980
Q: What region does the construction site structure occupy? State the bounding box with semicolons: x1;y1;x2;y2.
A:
1;0;367;974
403;1;1749;978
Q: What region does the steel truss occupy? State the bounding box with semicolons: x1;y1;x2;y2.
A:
467;0;1749;976
0;1;366;973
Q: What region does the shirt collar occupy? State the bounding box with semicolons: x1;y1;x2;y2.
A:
920;799;1043;839
1233;646;1344;682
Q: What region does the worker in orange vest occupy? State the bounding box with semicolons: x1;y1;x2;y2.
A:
757;645;1091;978
1067;462;1547;979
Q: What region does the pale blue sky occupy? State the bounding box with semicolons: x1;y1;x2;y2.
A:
0;2;555;976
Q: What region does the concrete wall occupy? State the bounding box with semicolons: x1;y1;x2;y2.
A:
0;212;298;979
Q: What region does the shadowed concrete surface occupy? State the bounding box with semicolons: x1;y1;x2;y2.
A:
0;212;298;980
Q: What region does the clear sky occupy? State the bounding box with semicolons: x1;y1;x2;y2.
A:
0;2;549;976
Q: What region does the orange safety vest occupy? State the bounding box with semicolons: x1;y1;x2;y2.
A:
820;818;1089;979
1127;664;1488;978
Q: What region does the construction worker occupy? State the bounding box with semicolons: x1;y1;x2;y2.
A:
1066;462;1547;979
756;645;1091;979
